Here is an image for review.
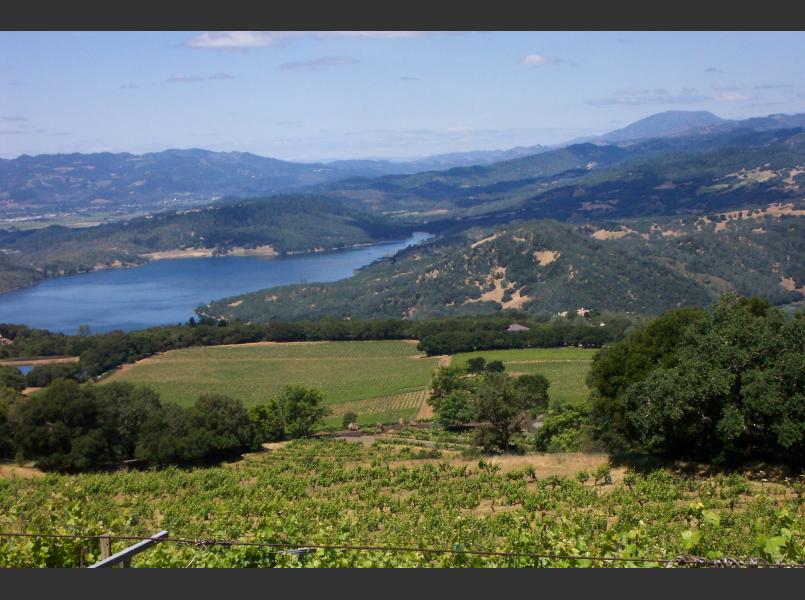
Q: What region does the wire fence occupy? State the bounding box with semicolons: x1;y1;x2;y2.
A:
1;531;803;568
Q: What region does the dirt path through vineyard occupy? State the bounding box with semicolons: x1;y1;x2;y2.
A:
413;354;449;420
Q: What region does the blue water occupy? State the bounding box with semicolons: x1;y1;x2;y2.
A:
0;233;430;334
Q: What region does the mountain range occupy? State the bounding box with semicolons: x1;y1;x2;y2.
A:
3;110;804;223
1;109;804;316
321;126;805;226
0;145;553;222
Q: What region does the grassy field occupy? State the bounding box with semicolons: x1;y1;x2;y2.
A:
105;343;594;424
105;341;442;422
451;347;597;408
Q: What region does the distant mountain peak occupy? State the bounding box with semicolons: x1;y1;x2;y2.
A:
598;110;727;144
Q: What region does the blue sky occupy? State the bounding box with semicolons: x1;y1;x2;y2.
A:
1;31;804;161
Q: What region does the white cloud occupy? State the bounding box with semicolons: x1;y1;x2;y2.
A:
279;57;359;72
208;72;236;80
183;31;285;49
183;31;432;50
519;54;565;66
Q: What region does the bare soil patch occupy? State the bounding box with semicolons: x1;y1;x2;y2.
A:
0;464;44;479
591;227;636;240
533;250;560;265
465;266;531;309
780;276;805;295
470;233;499;249
0;356;79;367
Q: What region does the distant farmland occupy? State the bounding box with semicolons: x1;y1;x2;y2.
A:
104;340;443;423
451;347;597;408
105;342;595;425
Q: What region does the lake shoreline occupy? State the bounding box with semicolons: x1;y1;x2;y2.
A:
0;235;423;298
0;232;431;334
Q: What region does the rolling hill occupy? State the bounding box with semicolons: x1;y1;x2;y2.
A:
3;110;803;225
203;206;805;321
323;127;805;224
2;112;805;304
0;149;402;220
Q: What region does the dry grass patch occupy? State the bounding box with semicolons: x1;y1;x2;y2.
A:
533;250;560;265
0;464;44;479
591;226;636;240
470;233;499;248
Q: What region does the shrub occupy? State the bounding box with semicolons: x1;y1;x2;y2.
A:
0;366;24;391
466;357;487;373
594;463;612;486
534;405;590;453
25;363;82;387
249;386;330;442
486;360;506;373
342;411;358;429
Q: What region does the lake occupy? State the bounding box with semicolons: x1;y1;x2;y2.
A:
0;232;430;334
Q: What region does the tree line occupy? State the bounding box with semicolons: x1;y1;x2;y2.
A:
0;312;634;384
0;379;330;472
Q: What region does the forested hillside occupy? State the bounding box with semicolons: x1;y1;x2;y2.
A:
0;195;411;293
204;208;805;321
0;149;375;219
0;145;555;221
325;128;805;223
2;121;804;302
